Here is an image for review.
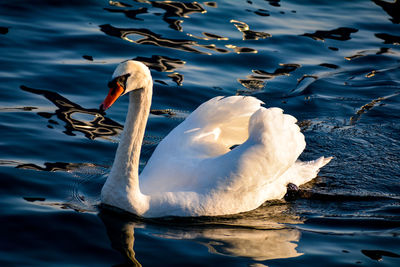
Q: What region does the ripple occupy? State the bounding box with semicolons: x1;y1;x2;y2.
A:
100;24;207;54
0;26;8;35
108;1;132;8
134;0;207;31
362;249;400;261
375;33;400;45
187;32;228;41
134;55;185;84
20;85;123;140
350;92;400;125
251;63;301;79
230;19;271;40
203;2;217;8
135;55;185;72
82;55;93;61
226;44;257;54
1;0;400;265
254;9;270;17
104;7;147;21
302;27;358;41
237;79;265;94
266;0;281;7
372;0;400;24
319;63;339;69
16;161;102;172
167;72;184;86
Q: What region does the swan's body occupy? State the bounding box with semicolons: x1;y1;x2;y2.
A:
100;60;331;217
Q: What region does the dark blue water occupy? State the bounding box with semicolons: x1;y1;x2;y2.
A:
1;0;399;266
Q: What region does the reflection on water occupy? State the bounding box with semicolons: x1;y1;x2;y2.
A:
266;0;281;7
21;85;123;140
372;0;400;24
350;92;400;125
16;161;101;172
134;55;185;72
231;19;271;40
138;0;206;31
104;6;148;21
251;64;301;79
109;1;132;8
230;19;271;40
0;26;8;35
167;72;184;86
302;27;358;41
100;24;207;54
100;23;241;56
99;202;304;266
375;33;400;45
160;227;302;261
362;249;400;261
135;55;185;85
238;63;301;94
99;210;142;266
187;32;228;41
106;0;208;32
19;84;183;143
1;0;400;265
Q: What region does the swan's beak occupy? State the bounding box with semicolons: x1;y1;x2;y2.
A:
100;82;124;111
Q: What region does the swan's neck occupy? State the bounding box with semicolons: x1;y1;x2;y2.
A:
102;85;152;215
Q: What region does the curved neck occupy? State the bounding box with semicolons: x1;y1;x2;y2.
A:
102;84;152;214
114;88;152;182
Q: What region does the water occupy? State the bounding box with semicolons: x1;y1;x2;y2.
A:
0;0;399;265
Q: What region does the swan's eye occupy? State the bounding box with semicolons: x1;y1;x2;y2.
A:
116;74;131;90
108;74;130;95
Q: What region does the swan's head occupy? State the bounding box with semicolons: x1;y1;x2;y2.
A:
100;60;152;111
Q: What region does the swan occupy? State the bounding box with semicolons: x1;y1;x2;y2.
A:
99;60;332;217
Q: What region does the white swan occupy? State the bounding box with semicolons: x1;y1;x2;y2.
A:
100;60;331;217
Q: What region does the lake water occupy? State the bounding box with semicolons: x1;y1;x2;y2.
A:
1;0;400;266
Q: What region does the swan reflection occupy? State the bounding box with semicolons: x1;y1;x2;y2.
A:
99;204;303;266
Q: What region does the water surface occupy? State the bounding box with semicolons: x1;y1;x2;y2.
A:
0;0;399;266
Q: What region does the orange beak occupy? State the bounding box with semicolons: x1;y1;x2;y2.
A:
100;82;124;111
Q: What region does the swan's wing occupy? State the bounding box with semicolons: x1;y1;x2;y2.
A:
195;107;308;214
175;95;264;157
199;107;306;193
140;96;263;193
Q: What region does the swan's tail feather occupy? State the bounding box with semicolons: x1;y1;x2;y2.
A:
287;156;333;186
248;107;306;170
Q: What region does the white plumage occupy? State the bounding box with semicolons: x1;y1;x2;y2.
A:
100;60;331;217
